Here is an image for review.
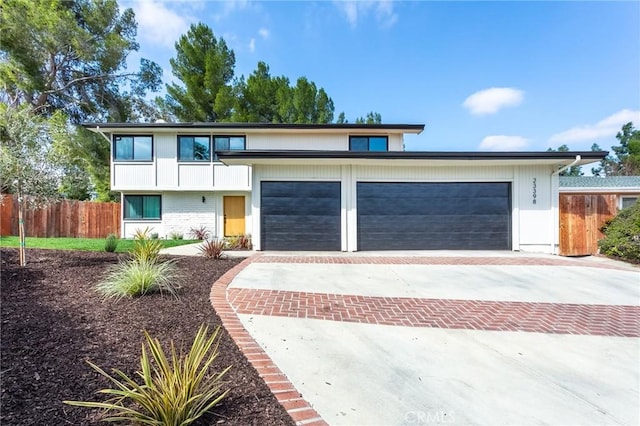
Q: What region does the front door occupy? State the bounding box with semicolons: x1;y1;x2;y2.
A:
224;196;245;237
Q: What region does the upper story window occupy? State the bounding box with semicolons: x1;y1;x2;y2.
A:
123;195;161;220
214;136;246;151
114;135;153;161
621;196;638;210
178;135;210;161
349;136;388;152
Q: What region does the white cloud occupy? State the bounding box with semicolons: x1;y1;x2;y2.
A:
258;28;270;39
548;109;640;144
131;0;191;48
213;0;251;22
479;135;529;151
334;1;398;28
375;0;398;28
463;87;524;115
248;38;256;53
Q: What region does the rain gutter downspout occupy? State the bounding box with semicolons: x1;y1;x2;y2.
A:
550;155;581;254
553;155;581;177
95;126;111;143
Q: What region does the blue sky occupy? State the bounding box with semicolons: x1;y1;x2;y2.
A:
121;0;640;154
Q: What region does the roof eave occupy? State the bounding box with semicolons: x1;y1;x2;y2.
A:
81;122;425;134
217;150;607;166
560;187;640;194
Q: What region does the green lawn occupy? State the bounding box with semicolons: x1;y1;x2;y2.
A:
0;236;199;253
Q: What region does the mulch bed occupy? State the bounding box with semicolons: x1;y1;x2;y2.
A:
0;248;295;426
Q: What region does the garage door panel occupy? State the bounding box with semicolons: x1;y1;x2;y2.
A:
359;182;510;199
262;216;340;230
358;215;509;233
262;198;341;215
261;181;341;251
262;182;338;198
359;199;510;216
359;233;510;250
357;182;511;250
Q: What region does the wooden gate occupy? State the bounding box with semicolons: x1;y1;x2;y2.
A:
559;194;617;256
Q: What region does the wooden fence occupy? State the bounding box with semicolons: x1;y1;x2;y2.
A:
559;193;618;256
1;194;120;238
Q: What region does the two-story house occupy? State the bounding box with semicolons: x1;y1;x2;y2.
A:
83;122;605;253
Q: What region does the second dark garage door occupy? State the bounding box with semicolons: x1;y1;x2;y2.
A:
357;182;512;250
261;181;341;251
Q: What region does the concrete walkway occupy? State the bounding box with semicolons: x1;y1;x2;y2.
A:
211;253;640;426
159;242;255;258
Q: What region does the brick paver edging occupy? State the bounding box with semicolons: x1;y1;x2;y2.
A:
228;288;640;337
210;254;328;426
255;255;634;271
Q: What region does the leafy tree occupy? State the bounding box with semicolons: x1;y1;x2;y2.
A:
336;112;347;124
590;143;607;177
0;0;162;122
291;77;334;124
0;104;69;265
355;112;383;124
590;122;640;177
1;0;161;200
231;62;290;122
159;23;235;122
611;122;640;176
51;127;117;201
162;23;336;124
229;62;334;124
58;165;93;201
547;144;583;176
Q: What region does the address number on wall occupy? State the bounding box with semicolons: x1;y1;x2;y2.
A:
532;177;537;205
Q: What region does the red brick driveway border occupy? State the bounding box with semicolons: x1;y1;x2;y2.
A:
210;254;328;426
211;254;639;425
255;255;634;270
228;289;640;337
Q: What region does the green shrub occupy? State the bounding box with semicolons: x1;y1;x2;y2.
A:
104;234;119;253
64;324;230;426
168;231;183;240
224;234;252;250
598;200;640;262
97;259;180;300
131;227;162;263
198;239;225;259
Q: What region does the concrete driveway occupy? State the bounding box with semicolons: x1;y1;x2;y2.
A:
212;252;640;426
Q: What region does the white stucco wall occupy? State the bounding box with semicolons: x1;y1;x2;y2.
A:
121;191;251;239
162;192;218;239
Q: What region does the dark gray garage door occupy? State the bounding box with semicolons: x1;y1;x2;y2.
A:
357;182;511;250
261;181;341;251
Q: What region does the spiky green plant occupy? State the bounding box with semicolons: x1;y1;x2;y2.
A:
97;259;180;300
224;234;252;250
64;325;231;426
131;227;162;263
168;232;183;240
104;234;119;253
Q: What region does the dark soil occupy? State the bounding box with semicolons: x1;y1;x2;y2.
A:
0;248;295;426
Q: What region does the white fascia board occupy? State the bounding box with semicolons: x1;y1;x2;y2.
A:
560;187;640;194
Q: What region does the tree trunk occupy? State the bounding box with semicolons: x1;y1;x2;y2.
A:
18;198;26;267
